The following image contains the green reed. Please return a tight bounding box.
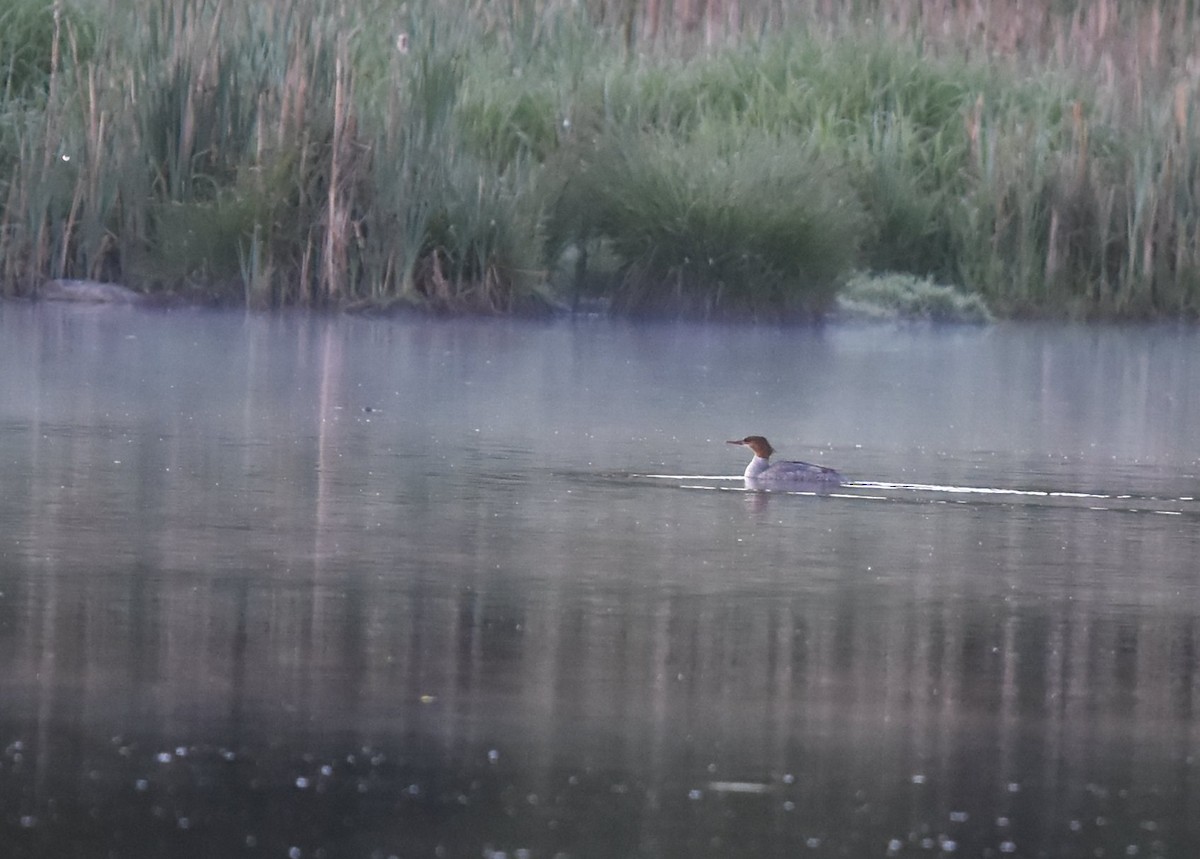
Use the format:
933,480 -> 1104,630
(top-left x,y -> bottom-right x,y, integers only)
2,0 -> 1199,318
551,126 -> 865,319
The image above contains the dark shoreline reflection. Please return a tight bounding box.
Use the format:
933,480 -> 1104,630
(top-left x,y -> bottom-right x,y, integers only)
2,305 -> 1199,857
2,724 -> 1194,859
3,557 -> 1198,858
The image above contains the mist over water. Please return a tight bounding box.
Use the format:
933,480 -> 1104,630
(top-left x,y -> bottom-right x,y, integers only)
1,304 -> 1198,858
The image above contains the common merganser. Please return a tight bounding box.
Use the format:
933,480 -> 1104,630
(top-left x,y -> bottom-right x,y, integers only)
727,436 -> 843,485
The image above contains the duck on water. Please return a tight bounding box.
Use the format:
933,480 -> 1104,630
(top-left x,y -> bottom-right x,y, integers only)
727,436 -> 843,486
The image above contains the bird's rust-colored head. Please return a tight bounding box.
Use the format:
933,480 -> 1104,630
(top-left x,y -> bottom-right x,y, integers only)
726,436 -> 775,458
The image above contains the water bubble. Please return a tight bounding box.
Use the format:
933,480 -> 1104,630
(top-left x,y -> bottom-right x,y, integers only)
178,817 -> 191,830
688,789 -> 703,800
783,801 -> 795,812
289,848 -> 302,859
806,837 -> 821,848
782,773 -> 796,784
887,839 -> 903,855
487,749 -> 500,763
1125,847 -> 1139,856
19,816 -> 36,828
320,765 -> 333,777
911,774 -> 926,784
295,777 -> 310,789
996,817 -> 1010,828
942,838 -> 958,852
1006,782 -> 1020,793
135,779 -> 150,792
1000,841 -> 1016,853
1069,820 -> 1082,832
156,752 -> 173,764
949,811 -> 969,823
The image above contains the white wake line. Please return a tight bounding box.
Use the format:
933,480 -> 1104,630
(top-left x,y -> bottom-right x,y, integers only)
676,483 -> 869,498
851,481 -> 1115,500
638,474 -> 1111,498
638,475 -> 1193,506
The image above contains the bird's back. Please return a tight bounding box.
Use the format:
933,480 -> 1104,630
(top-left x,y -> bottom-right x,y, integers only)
757,459 -> 843,484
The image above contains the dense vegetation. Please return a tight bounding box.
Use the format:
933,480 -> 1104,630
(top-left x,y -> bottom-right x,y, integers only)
2,0 -> 1199,319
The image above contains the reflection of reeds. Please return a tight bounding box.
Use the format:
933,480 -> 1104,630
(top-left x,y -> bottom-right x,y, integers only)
2,0 -> 1199,316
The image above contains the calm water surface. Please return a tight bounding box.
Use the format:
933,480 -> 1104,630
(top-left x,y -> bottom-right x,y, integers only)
1,304 -> 1198,858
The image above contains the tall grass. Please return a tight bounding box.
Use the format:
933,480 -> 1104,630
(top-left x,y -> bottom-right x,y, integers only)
2,0 -> 1199,318
553,128 -> 864,318
0,0 -> 553,311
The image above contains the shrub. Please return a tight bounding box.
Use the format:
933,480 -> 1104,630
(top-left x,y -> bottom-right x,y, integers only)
570,129 -> 866,319
838,271 -> 993,323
